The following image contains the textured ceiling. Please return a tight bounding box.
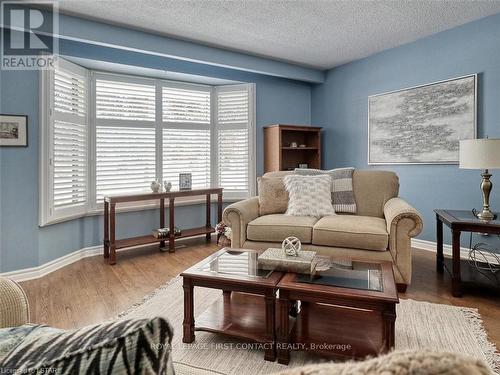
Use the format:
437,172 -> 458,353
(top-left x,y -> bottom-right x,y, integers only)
56,0 -> 500,70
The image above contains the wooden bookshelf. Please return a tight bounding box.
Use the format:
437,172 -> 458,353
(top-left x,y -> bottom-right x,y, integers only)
103,188 -> 223,265
264,124 -> 322,172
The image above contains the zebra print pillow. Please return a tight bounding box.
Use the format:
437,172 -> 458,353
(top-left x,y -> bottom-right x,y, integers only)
0,317 -> 174,374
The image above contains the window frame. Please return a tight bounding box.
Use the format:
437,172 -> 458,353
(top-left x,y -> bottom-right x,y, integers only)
39,61 -> 256,226
39,57 -> 90,225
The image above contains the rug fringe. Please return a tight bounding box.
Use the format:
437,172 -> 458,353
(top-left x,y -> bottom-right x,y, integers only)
459,306 -> 500,374
117,275 -> 181,319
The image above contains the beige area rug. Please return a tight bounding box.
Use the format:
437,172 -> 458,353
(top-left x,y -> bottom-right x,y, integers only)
118,276 -> 499,375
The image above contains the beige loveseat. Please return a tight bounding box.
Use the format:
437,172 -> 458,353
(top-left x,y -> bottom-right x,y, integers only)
223,170 -> 423,291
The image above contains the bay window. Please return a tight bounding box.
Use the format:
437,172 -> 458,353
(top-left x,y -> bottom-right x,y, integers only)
40,57 -> 255,226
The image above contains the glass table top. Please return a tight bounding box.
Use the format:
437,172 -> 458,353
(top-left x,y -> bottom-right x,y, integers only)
445,210 -> 500,225
296,259 -> 384,292
197,250 -> 274,279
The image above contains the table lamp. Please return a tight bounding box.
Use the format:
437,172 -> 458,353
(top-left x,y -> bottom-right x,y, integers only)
459,138 -> 500,221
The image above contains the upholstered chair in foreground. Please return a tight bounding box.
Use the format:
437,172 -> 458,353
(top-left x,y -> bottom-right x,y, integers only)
0,277 -> 30,329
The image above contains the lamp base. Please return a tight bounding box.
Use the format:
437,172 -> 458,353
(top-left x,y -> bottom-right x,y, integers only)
476,209 -> 496,221
476,169 -> 496,221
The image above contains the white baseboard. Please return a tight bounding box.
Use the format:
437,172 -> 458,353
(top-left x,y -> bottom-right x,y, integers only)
0,245 -> 103,282
2,236 -> 495,283
411,238 -> 499,264
1,234 -> 217,282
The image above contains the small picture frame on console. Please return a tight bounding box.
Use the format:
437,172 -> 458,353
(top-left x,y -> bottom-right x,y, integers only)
179,173 -> 192,190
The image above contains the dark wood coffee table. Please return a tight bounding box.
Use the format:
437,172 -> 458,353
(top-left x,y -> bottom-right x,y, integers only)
276,259 -> 399,364
180,248 -> 284,361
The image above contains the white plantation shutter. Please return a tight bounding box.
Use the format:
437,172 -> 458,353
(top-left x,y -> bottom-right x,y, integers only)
54,68 -> 87,117
163,86 -> 210,123
162,128 -> 210,190
96,126 -> 156,201
94,74 -> 156,204
162,83 -> 212,190
49,59 -> 89,220
96,79 -> 155,121
52,120 -> 87,208
216,84 -> 255,198
41,67 -> 257,226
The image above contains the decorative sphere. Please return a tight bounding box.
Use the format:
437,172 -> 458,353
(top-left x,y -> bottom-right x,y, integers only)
282,236 -> 301,256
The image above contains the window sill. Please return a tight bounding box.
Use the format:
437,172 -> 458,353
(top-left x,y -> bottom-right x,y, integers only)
39,196 -> 243,227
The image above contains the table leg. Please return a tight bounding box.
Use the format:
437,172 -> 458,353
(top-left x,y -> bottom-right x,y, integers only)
182,278 -> 195,343
289,300 -> 299,318
160,198 -> 165,249
436,216 -> 444,274
109,203 -> 116,265
206,194 -> 211,242
103,201 -> 109,259
169,197 -> 175,253
264,289 -> 277,362
382,304 -> 396,352
217,193 -> 223,242
277,291 -> 290,365
452,230 -> 462,297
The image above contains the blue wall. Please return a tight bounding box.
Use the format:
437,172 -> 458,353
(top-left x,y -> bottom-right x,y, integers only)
312,12 -> 500,245
0,24 -> 312,272
3,10 -> 500,273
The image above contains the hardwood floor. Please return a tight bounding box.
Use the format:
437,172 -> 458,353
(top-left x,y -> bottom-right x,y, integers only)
20,241 -> 500,350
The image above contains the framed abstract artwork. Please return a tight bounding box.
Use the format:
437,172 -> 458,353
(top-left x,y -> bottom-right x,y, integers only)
0,114 -> 28,147
368,74 -> 476,164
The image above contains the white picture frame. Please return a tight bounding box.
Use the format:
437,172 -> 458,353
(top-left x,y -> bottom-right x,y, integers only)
0,114 -> 28,147
368,74 -> 477,165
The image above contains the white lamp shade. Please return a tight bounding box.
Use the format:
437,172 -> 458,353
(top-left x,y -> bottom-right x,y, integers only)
459,139 -> 500,169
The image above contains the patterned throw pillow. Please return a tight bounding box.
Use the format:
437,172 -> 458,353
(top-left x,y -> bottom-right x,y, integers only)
0,317 -> 174,374
257,177 -> 289,215
283,175 -> 336,218
294,167 -> 356,213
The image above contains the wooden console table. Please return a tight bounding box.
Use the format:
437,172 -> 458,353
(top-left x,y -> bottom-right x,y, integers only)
104,188 -> 223,265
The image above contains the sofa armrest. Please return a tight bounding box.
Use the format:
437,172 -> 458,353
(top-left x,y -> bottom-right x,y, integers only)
223,197 -> 259,248
384,197 -> 423,238
384,198 -> 423,285
0,277 -> 30,328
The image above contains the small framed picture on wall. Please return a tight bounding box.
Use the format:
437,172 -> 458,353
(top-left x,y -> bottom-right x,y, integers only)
179,173 -> 192,190
0,114 -> 28,147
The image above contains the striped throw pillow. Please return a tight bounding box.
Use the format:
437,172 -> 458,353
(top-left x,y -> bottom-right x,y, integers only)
294,167 -> 356,214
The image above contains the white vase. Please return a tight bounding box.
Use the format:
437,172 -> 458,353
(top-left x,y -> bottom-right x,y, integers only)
151,180 -> 161,193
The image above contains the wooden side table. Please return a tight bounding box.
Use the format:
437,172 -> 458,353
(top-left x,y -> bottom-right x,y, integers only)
434,209 -> 500,297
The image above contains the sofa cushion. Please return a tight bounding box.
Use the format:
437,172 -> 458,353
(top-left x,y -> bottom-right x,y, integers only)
257,176 -> 288,215
247,214 -> 318,243
312,215 -> 388,251
353,170 -> 399,218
